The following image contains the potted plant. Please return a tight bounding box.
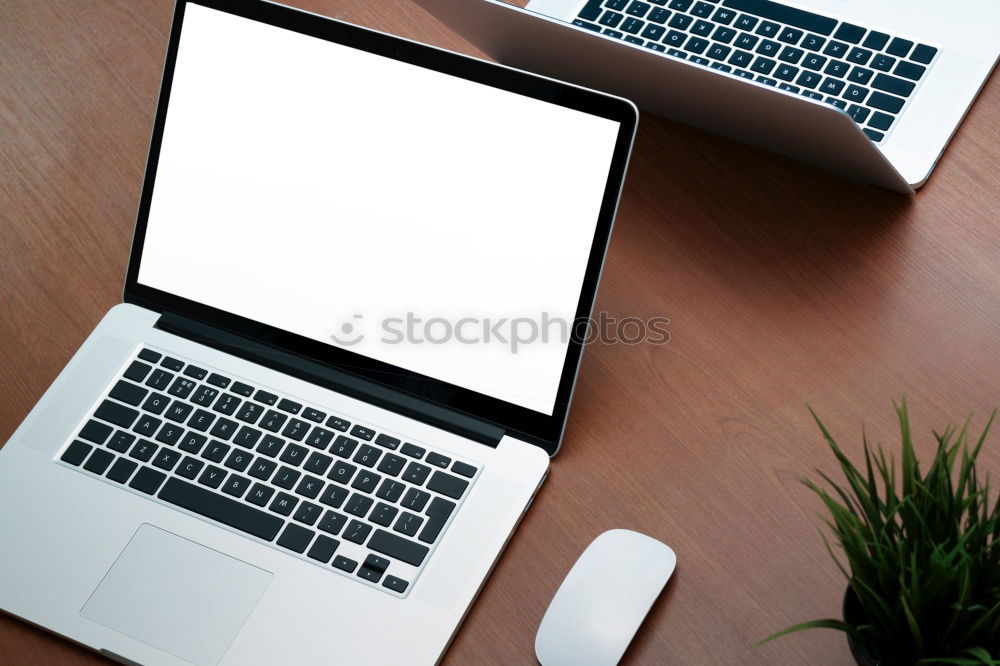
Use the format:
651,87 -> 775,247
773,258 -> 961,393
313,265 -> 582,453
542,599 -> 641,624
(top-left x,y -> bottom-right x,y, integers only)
759,400 -> 1000,664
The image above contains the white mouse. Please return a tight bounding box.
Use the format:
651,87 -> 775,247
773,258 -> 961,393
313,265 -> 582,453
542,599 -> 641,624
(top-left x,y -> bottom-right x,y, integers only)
535,529 -> 677,666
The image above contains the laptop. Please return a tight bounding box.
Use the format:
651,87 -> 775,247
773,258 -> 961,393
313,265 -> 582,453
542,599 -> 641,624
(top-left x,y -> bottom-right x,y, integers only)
414,0 -> 1000,192
0,1 -> 636,664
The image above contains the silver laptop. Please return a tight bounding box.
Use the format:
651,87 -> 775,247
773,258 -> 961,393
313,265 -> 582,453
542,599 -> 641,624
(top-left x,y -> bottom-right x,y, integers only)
414,0 -> 999,192
0,1 -> 636,664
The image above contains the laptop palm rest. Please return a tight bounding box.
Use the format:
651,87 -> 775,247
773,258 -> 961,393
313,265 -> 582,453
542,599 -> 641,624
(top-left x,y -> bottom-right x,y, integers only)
81,524 -> 272,665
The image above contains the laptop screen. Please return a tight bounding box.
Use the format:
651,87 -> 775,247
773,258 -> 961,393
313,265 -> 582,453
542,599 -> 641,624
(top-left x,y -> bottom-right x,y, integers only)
137,4 -> 622,418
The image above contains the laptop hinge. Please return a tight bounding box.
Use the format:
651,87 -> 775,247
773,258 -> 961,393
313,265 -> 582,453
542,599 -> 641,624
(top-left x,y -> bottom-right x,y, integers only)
154,312 -> 504,447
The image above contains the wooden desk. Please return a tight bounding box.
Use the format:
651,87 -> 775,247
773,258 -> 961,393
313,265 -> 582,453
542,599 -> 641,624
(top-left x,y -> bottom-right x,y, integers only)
2,1 -> 998,663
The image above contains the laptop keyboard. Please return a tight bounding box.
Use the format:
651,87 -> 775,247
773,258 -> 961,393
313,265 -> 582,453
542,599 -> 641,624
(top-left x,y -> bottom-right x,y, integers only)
573,0 -> 939,143
56,346 -> 481,597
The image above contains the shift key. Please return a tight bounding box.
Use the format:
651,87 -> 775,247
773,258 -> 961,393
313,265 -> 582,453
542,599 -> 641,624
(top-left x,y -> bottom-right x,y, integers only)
368,529 -> 429,567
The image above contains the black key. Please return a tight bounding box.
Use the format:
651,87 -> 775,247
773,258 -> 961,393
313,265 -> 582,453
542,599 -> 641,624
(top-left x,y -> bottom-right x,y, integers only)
822,40 -> 848,58
357,566 -> 383,585
79,419 -> 113,445
161,356 -> 184,371
733,14 -> 757,31
755,39 -> 779,56
183,365 -> 207,380
269,491 -> 298,516
427,470 -> 470,500
167,377 -> 196,399
209,418 -> 237,441
376,453 -> 406,477
847,104 -> 871,123
331,436 -> 359,458
159,479 -> 284,541
843,85 -> 868,104
221,474 -> 251,498
231,381 -> 255,397
319,510 -> 348,535
824,60 -> 849,77
872,73 -> 914,97
401,488 -> 431,512
711,7 -> 735,24
109,380 -> 148,406
369,529 -> 429,567
129,467 -> 166,494
393,512 -> 423,537
254,390 -> 278,406
910,44 -> 936,65
778,46 -> 803,63
141,392 -> 169,415
376,479 -> 406,503
203,440 -> 230,463
320,484 -> 349,509
152,447 -> 181,471
863,128 -> 885,142
94,400 -> 139,429
249,458 -> 277,481
667,47 -> 688,59
451,461 -> 477,478
178,432 -> 207,454
664,29 -> 687,47
796,70 -> 822,89
233,425 -> 263,449
277,398 -> 301,415
212,393 -> 240,416
138,348 -> 161,363
365,553 -> 390,573
155,422 -> 184,446
345,494 -> 374,517
833,23 -> 865,44
668,0 -> 691,9
578,0 -> 603,20
729,49 -> 753,67
302,407 -> 325,423
754,20 -> 778,38
307,535 -> 339,563
774,63 -> 798,81
281,418 -> 310,442
83,448 -> 114,474
304,451 -> 333,476
642,23 -> 666,40
599,10 -> 623,27
713,26 -> 737,43
164,401 -> 193,423
383,576 -> 408,594
279,443 -> 308,467
198,465 -> 226,489
235,401 -> 264,423
353,444 -> 382,468
351,470 -> 381,493
333,555 -> 358,573
276,524 -> 314,554
667,14 -> 692,30
293,501 -> 322,526
750,56 -> 775,74
862,31 -> 889,50
871,54 -> 895,72
734,68 -> 754,79
802,52 -> 826,70
755,76 -> 776,86
826,97 -> 847,109
187,409 -> 215,432
295,475 -> 324,499
206,373 -> 231,388
246,483 -> 275,507
868,111 -> 894,131
894,61 -> 925,81
256,434 -> 284,458
325,416 -> 350,432
260,410 -> 287,433
348,425 -> 374,442
802,90 -> 823,100
627,0 -> 651,17
867,90 -> 905,113
820,77 -> 845,95
106,458 -> 138,483
691,20 -> 714,37
225,447 -> 252,471
129,439 -> 157,462
344,519 -> 372,544
691,0 -> 712,16
371,502 -> 399,527
176,456 -> 204,479
305,427 -> 334,450
273,466 -> 301,489
886,37 -> 912,58
400,443 -> 425,459
778,27 -> 802,44
847,47 -> 872,66
418,497 -> 456,544
145,368 -> 173,391
847,67 -> 874,85
708,43 -> 732,60
684,36 -> 708,54
648,7 -> 670,23
801,33 -> 825,51
374,434 -> 401,450
124,360 -> 152,383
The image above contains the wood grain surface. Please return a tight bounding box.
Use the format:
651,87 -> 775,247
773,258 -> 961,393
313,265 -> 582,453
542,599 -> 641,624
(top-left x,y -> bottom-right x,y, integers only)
2,1 -> 998,664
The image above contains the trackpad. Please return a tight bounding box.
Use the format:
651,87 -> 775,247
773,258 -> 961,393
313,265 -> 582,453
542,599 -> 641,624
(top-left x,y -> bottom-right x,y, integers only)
82,524 -> 272,665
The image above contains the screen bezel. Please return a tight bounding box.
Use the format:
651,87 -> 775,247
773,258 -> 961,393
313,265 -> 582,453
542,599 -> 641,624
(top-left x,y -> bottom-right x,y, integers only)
124,0 -> 637,455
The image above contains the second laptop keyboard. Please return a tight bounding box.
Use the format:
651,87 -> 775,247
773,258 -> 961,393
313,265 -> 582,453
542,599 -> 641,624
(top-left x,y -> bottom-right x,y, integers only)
573,0 -> 939,143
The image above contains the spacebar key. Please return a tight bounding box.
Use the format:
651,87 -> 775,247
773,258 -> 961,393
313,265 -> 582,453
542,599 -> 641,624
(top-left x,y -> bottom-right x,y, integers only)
159,477 -> 284,541
722,0 -> 837,35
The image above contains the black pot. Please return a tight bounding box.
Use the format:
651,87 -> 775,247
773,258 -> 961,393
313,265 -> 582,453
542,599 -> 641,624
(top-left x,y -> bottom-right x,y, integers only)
843,587 -> 881,666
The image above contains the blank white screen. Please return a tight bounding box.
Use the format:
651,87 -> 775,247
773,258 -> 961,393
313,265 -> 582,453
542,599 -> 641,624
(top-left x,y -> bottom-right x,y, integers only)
138,4 -> 621,415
